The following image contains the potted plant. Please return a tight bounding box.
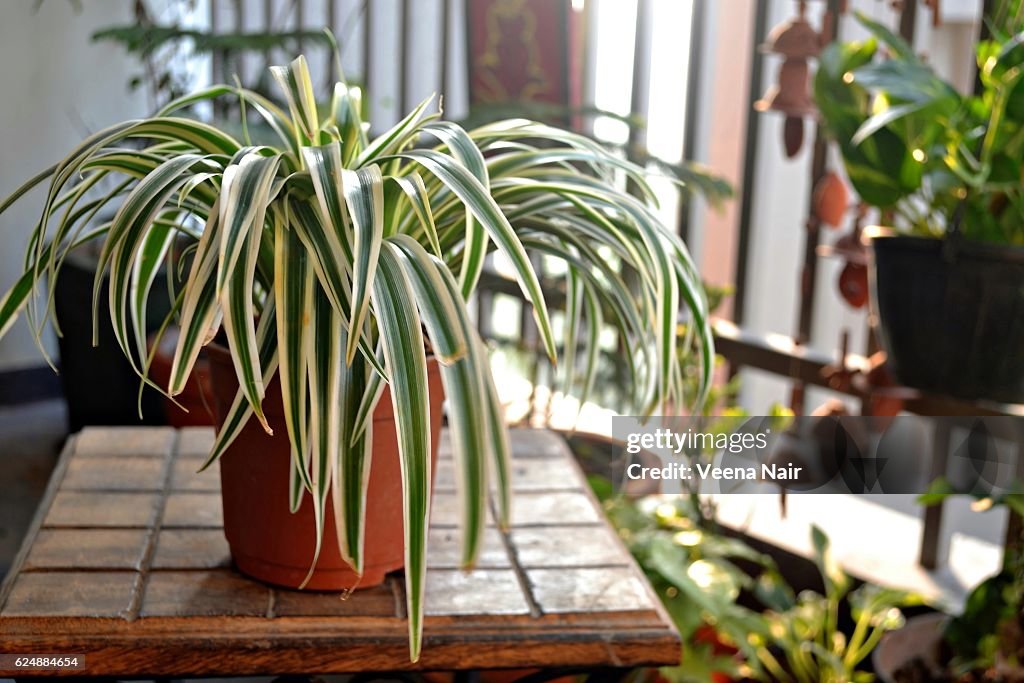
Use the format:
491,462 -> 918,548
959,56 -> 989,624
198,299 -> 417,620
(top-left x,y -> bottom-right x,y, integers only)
814,13 -> 1024,403
0,55 -> 712,659
874,488 -> 1024,682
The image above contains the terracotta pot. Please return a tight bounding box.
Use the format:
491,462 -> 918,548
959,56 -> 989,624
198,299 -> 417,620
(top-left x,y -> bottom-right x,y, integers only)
148,326 -> 218,428
207,343 -> 445,591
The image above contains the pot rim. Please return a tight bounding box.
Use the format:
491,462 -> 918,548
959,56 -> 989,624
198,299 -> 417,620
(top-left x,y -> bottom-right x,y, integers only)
867,230 -> 1024,265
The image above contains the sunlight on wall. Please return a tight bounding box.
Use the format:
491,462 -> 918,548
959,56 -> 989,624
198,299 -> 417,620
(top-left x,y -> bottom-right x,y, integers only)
646,0 -> 693,163
646,0 -> 694,241
591,0 -> 637,145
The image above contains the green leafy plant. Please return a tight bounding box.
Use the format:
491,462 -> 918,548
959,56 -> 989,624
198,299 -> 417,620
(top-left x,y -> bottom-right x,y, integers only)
0,55 -> 712,659
89,0 -> 343,107
603,494 -> 791,682
590,397 -> 794,682
920,485 -> 1024,678
815,12 -> 1024,244
750,526 -> 921,683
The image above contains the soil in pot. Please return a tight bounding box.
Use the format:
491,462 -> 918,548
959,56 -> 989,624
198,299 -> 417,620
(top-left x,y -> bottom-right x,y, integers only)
207,343 -> 445,591
870,235 -> 1024,404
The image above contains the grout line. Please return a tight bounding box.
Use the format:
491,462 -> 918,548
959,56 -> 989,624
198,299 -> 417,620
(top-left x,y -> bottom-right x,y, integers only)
489,495 -> 543,619
125,430 -> 181,622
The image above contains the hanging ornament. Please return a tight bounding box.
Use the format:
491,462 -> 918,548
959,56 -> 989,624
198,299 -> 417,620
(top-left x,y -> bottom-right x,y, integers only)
762,12 -> 821,59
783,116 -> 805,158
838,261 -> 869,309
754,1 -> 822,157
813,171 -> 850,228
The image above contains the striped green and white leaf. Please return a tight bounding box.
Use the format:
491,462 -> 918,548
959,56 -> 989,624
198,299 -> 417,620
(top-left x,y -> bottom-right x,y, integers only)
371,243 -> 432,662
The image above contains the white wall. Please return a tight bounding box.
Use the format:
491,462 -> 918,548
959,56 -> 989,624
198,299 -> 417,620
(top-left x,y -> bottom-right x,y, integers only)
0,2 -> 152,372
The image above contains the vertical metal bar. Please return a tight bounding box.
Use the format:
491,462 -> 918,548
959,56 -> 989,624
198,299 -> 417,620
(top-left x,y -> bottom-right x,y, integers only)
233,0 -> 245,85
440,0 -> 451,101
557,1 -> 571,122
788,0 -> 842,414
920,420 -> 952,569
362,0 -> 373,93
296,0 -> 306,56
974,0 -> 997,96
730,0 -> 770,326
575,0 -> 593,133
981,0 -> 997,40
400,0 -> 411,117
264,0 -> 274,81
211,0 -> 223,117
464,0 -> 476,107
327,0 -> 338,83
627,0 -> 652,165
1005,437 -> 1024,563
794,0 -> 842,346
676,0 -> 707,243
625,0 -> 653,203
898,0 -> 918,43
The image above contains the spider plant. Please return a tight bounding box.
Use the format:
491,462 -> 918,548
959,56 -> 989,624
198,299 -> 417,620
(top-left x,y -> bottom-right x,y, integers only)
0,56 -> 712,659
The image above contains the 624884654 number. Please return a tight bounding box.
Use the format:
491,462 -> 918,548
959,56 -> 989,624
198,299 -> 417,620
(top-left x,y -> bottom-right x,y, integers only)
0,655 -> 86,671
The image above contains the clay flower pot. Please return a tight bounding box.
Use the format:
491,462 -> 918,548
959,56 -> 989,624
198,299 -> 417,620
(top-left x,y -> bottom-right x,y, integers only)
208,342 -> 445,590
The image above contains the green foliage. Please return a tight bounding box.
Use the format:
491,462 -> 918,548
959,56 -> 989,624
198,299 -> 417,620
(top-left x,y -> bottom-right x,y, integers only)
0,55 -> 712,661
92,25 -> 334,59
920,481 -> 1024,674
750,526 -> 922,683
604,495 -> 789,682
815,13 -> 1024,244
945,564 -> 1022,673
602,497 -> 917,683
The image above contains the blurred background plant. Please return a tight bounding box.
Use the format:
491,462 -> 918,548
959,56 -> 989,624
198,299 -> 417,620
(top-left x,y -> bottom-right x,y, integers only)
749,526 -> 921,683
918,485 -> 1024,679
815,10 -> 1024,244
91,0 -> 340,109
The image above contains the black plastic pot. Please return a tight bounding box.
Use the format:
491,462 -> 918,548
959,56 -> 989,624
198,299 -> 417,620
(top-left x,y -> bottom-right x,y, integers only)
53,246 -> 170,431
870,235 -> 1024,404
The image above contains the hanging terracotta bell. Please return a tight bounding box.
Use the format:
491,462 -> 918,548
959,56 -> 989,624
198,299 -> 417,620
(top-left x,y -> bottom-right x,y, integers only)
838,261 -> 869,309
755,58 -> 817,118
756,58 -> 816,159
784,116 -> 804,158
755,1 -> 822,158
813,171 -> 850,228
761,15 -> 821,59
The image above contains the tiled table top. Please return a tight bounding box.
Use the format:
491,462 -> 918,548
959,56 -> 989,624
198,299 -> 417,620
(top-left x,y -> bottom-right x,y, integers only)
0,427 -> 679,676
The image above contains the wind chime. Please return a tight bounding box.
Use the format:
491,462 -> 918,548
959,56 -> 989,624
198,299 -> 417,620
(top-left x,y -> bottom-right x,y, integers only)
754,1 -> 821,158
755,0 -> 864,310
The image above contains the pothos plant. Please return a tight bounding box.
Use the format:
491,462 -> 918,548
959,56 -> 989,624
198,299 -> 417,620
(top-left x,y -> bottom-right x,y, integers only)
0,56 -> 712,659
815,11 -> 1024,244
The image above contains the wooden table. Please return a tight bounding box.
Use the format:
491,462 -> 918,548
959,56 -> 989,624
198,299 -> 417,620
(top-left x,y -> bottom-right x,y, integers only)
0,427 -> 679,677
